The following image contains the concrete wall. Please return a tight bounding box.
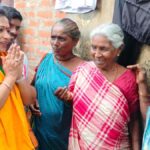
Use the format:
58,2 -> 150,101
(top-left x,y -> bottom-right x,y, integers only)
67,0 -> 115,59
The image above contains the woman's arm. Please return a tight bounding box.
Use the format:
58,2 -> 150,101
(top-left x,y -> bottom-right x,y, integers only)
17,80 -> 36,105
0,75 -> 16,108
138,81 -> 150,126
127,64 -> 150,126
129,114 -> 141,150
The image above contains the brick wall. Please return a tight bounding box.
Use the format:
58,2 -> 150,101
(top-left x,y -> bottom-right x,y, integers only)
14,0 -> 117,81
14,0 -> 66,79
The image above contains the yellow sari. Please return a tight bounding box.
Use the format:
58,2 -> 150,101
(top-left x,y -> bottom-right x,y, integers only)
0,71 -> 34,150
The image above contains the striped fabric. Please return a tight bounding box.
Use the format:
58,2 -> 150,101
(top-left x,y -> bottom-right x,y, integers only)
68,62 -> 136,150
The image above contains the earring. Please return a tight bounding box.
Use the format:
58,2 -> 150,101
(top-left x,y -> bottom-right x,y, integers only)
117,53 -> 120,57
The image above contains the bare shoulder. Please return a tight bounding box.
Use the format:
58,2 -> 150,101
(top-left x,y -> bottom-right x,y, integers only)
67,56 -> 86,72
75,56 -> 86,63
72,56 -> 86,66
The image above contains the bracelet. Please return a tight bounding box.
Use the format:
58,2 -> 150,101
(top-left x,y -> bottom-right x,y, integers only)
2,81 -> 11,90
16,75 -> 25,83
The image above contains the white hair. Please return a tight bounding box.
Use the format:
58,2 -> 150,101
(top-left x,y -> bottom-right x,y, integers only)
90,23 -> 124,49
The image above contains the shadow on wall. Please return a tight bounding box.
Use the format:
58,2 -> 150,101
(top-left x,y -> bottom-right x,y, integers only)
66,0 -> 115,60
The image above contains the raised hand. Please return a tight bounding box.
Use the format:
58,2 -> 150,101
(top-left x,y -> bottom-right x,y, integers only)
1,43 -> 24,81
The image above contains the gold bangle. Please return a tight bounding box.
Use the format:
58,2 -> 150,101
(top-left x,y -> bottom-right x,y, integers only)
2,82 -> 11,90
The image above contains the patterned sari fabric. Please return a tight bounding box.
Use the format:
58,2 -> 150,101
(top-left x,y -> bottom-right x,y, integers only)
0,71 -> 34,150
68,62 -> 139,150
34,53 -> 72,150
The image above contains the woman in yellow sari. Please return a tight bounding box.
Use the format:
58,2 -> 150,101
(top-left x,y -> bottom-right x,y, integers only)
0,9 -> 36,150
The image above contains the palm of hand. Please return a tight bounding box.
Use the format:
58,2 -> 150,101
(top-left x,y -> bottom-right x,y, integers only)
2,44 -> 24,80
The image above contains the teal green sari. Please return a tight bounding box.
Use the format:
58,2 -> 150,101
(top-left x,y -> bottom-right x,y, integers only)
34,53 -> 72,150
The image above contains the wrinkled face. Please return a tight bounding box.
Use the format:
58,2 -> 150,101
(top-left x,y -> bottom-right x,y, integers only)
50,24 -> 77,60
90,35 -> 120,70
9,18 -> 21,42
0,16 -> 11,51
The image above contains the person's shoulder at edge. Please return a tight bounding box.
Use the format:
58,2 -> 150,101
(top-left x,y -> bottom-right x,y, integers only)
72,60 -> 95,73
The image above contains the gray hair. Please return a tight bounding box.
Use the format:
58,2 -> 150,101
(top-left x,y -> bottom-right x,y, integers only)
90,23 -> 124,49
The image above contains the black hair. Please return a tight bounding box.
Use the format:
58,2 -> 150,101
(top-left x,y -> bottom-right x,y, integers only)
0,5 -> 22,21
0,7 -> 7,17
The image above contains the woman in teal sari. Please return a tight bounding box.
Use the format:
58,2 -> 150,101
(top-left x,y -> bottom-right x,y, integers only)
31,18 -> 85,150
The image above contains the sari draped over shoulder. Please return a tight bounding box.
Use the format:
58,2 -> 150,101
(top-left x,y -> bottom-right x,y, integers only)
0,71 -> 34,150
68,62 -> 135,150
34,53 -> 72,150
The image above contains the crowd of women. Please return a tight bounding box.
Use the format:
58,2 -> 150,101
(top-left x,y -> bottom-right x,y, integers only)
0,5 -> 150,150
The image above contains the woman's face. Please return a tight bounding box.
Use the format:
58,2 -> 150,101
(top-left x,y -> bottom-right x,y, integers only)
90,35 -> 120,70
0,16 -> 11,51
50,24 -> 77,60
